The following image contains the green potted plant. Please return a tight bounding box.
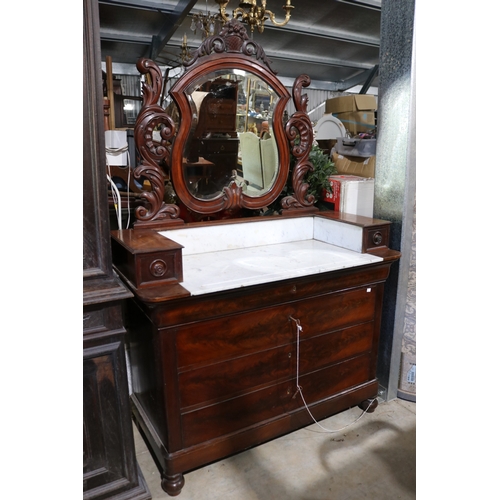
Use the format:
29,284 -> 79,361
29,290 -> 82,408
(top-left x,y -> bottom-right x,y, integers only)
263,142 -> 337,215
304,143 -> 337,204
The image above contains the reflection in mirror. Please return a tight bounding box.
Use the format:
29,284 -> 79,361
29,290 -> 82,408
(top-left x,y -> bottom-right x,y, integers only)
182,69 -> 280,200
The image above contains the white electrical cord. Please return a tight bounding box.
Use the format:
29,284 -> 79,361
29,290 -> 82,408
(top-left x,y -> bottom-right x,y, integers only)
105,143 -> 132,230
107,174 -> 122,230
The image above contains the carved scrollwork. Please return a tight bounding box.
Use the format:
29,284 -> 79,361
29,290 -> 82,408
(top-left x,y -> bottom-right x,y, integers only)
134,58 -> 181,226
281,75 -> 316,211
185,18 -> 275,73
221,182 -> 244,211
131,20 -> 316,223
133,163 -> 180,222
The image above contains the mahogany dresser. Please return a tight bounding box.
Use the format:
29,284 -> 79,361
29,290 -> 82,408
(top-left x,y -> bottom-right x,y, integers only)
109,20 -> 400,496
111,213 -> 400,496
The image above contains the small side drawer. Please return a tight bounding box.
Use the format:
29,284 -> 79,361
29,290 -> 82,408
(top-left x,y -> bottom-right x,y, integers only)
111,229 -> 183,289
363,224 -> 390,252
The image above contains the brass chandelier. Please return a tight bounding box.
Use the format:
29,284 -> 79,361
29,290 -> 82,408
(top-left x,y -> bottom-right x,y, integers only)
179,34 -> 192,63
215,0 -> 294,34
190,0 -> 224,40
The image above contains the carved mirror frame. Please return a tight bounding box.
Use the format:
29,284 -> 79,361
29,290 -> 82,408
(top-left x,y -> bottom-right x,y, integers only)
132,19 -> 316,228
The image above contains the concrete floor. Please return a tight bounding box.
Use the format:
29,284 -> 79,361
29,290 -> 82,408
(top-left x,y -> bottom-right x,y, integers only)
134,398 -> 416,500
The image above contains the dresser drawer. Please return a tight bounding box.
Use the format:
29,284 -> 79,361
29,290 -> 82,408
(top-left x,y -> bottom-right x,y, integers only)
179,344 -> 294,409
176,302 -> 295,369
180,353 -> 371,448
200,138 -> 239,154
176,286 -> 376,370
298,322 -> 374,375
181,379 -> 295,448
293,286 -> 377,340
295,353 -> 372,407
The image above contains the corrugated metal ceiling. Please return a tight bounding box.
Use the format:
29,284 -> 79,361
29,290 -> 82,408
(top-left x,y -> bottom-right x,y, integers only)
98,0 -> 381,92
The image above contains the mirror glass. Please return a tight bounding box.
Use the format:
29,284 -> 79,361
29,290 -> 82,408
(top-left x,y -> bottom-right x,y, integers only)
182,69 -> 280,200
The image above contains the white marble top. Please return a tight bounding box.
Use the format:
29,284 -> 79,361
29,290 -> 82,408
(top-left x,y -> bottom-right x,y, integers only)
158,216 -> 382,296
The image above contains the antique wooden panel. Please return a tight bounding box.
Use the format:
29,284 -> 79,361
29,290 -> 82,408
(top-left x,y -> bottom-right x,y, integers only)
83,0 -> 151,498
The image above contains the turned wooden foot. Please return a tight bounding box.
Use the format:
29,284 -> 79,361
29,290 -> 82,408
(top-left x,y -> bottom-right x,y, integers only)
161,473 -> 185,496
358,397 -> 378,413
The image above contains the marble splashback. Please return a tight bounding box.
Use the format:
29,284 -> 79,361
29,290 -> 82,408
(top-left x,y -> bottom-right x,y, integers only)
158,216 -> 381,296
158,216 -> 366,256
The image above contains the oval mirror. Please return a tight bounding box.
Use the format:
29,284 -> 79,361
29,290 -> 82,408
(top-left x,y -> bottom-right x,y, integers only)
182,69 -> 280,201
132,20 -> 315,225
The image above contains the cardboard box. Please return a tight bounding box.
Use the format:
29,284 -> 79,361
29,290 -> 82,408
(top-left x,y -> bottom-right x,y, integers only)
332,152 -> 376,178
335,137 -> 376,157
323,175 -> 375,217
325,94 -> 377,114
333,111 -> 376,135
324,95 -> 377,135
398,351 -> 416,398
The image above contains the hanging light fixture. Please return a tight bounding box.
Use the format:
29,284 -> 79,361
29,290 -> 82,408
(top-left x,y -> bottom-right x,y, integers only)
215,0 -> 294,33
190,0 -> 223,40
179,33 -> 192,62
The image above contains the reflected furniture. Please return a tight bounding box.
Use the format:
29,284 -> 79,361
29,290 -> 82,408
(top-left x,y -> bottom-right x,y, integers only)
111,19 -> 400,497
239,131 -> 263,188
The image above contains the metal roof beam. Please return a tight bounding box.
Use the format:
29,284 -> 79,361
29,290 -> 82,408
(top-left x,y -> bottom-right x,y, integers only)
359,64 -> 379,93
150,0 -> 198,60
333,67 -> 378,91
100,31 -> 152,44
98,0 -> 178,14
263,24 -> 380,48
335,0 -> 382,11
266,52 -> 375,72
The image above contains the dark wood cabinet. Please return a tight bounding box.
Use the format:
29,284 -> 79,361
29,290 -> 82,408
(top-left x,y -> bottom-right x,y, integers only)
111,215 -> 400,496
83,301 -> 152,500
83,0 -> 151,498
198,137 -> 239,184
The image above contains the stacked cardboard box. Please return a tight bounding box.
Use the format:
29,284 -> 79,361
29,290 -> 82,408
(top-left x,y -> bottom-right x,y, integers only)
333,151 -> 376,178
322,174 -> 375,218
324,94 -> 377,136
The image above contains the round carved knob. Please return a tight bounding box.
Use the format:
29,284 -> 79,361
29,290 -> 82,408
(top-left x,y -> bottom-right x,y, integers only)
150,259 -> 167,277
372,231 -> 383,246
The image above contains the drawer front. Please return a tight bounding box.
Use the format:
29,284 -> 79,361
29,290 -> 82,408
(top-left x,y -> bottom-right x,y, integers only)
298,322 -> 374,375
295,353 -> 372,407
200,138 -> 239,154
294,286 -> 376,340
179,344 -> 294,409
181,353 -> 371,448
176,302 -> 295,369
181,379 -> 295,448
